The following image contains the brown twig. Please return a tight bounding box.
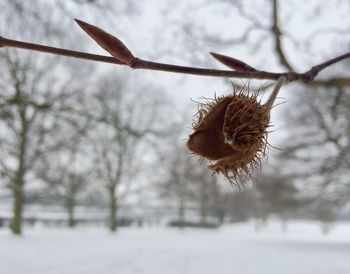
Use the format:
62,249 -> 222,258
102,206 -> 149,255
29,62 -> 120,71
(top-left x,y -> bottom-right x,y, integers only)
312,77 -> 350,88
0,18 -> 349,83
271,0 -> 350,88
272,0 -> 294,72
0,35 -> 123,64
265,76 -> 287,109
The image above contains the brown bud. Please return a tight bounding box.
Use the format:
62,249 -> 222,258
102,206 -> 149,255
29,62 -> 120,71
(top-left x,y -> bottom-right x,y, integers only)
210,52 -> 257,72
75,19 -> 134,65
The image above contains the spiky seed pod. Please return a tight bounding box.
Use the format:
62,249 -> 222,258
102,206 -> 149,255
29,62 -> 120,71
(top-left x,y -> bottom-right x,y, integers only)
187,78 -> 286,187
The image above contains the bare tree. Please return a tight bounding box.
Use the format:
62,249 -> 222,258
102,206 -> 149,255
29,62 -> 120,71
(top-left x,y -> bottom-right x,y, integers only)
0,0 -> 142,234
158,132 -> 221,227
254,170 -> 304,232
0,49 -> 85,233
0,0 -> 87,234
37,120 -> 94,228
279,85 -> 350,204
89,72 -> 166,232
194,169 -> 219,225
157,143 -> 194,228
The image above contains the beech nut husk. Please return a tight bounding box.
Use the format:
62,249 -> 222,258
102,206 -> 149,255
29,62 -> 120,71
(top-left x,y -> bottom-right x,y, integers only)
187,88 -> 271,187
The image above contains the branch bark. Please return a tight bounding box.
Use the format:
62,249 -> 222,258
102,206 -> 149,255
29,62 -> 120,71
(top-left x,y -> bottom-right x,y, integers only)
271,0 -> 294,71
1,22 -> 349,84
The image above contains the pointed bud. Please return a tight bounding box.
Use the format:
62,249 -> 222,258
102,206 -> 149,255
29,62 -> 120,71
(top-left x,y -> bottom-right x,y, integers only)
210,52 -> 257,72
75,19 -> 134,65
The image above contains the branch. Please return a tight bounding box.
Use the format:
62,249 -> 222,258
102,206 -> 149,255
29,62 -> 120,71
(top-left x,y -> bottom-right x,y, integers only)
270,0 -> 350,88
0,35 -> 123,65
312,77 -> 350,88
271,0 -> 294,71
0,19 -> 349,83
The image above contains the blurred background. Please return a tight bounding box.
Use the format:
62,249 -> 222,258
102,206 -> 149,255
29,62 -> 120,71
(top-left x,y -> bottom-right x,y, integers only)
0,0 -> 350,273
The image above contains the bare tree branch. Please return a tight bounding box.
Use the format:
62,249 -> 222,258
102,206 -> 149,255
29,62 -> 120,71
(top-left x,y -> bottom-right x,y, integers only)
1,28 -> 349,83
271,0 -> 294,71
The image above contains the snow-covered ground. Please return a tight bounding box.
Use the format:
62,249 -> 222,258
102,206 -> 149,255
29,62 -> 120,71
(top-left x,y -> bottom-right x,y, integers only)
0,221 -> 350,274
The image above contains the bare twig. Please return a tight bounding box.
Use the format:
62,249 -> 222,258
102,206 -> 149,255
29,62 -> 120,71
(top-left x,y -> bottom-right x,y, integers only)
271,0 -> 350,88
312,78 -> 350,88
265,76 -> 287,109
0,18 -> 349,83
271,0 -> 293,72
0,35 -> 124,65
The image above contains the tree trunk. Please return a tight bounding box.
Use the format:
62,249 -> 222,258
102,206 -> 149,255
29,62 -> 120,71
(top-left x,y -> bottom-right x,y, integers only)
11,108 -> 27,235
66,196 -> 76,228
200,201 -> 208,225
11,185 -> 24,235
178,195 -> 185,229
200,189 -> 208,225
281,214 -> 288,233
109,185 -> 118,232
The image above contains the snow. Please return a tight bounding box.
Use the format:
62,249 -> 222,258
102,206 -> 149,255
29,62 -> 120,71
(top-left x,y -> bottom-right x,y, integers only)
1,221 -> 350,274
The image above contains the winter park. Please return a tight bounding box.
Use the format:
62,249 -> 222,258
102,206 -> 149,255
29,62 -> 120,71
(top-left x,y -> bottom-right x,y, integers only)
1,1 -> 350,274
